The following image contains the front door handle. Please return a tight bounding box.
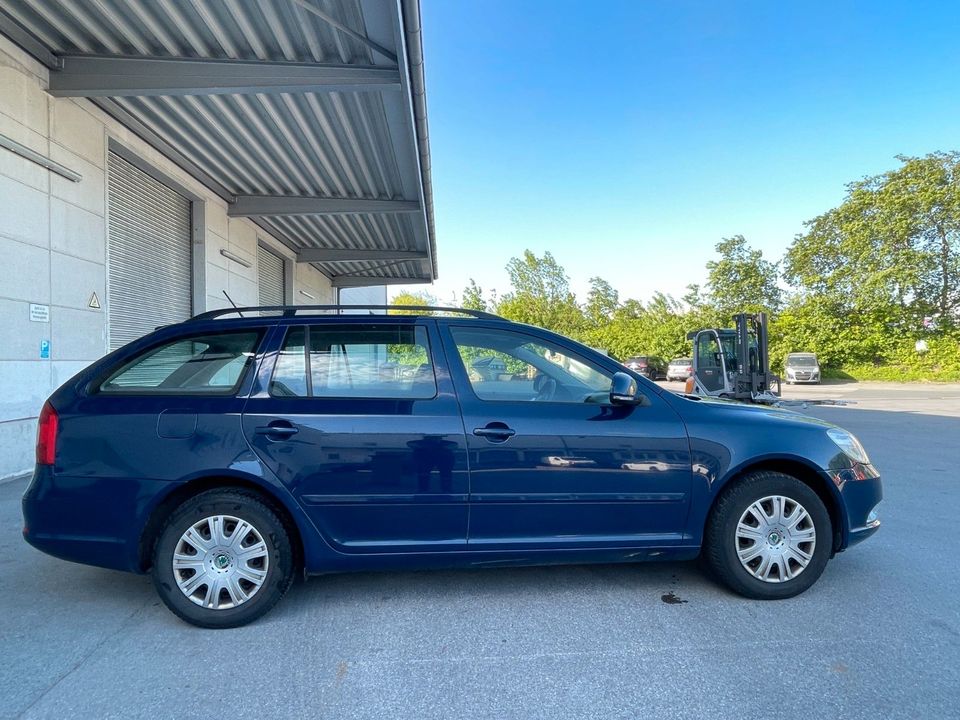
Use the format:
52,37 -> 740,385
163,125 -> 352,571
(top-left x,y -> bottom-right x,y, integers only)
473,424 -> 516,441
255,421 -> 299,439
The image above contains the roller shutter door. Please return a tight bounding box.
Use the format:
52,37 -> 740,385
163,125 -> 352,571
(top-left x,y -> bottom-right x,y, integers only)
107,152 -> 192,351
258,245 -> 286,306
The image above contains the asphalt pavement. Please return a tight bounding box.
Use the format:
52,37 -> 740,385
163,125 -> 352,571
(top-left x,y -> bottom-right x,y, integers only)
1,383 -> 958,719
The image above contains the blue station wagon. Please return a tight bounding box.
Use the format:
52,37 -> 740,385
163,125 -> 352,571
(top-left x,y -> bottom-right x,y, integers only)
22,306 -> 882,628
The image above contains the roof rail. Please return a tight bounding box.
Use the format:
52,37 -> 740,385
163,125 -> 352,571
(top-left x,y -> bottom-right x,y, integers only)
190,304 -> 502,321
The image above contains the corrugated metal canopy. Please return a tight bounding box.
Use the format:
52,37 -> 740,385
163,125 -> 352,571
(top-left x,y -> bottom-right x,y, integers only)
0,0 -> 436,287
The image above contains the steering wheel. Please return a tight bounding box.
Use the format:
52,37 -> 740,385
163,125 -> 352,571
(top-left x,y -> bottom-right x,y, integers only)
534,375 -> 557,402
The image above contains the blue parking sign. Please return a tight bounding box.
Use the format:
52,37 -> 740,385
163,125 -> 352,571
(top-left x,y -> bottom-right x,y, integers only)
40,339 -> 50,359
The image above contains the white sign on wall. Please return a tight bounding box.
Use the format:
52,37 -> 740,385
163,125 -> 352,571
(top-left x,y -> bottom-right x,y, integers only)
29,303 -> 49,322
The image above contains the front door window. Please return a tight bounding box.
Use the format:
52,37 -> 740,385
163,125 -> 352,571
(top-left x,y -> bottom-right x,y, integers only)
449,326 -> 612,404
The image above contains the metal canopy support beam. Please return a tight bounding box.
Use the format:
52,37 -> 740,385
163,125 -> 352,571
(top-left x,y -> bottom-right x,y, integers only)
331,275 -> 429,288
297,248 -> 427,263
0,9 -> 61,69
49,55 -> 401,97
229,195 -> 419,217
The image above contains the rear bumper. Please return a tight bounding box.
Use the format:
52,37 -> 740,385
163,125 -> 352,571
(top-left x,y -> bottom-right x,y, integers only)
21,465 -> 167,573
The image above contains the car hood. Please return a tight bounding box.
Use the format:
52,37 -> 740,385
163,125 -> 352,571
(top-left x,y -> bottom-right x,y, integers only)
668,392 -> 836,429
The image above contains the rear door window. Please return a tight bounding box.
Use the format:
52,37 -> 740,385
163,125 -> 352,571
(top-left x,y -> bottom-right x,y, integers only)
270,324 -> 436,399
100,331 -> 263,394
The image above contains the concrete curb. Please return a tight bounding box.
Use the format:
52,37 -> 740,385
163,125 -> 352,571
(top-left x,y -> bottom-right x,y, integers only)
0,472 -> 30,487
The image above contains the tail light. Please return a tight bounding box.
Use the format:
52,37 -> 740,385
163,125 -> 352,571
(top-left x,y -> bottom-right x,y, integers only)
36,401 -> 58,466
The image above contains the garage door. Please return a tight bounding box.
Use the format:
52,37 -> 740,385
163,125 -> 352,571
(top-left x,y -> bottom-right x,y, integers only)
107,152 -> 192,351
258,245 -> 286,306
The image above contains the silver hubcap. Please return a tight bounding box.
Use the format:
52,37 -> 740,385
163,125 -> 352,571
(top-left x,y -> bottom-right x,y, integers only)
172,515 -> 269,610
735,495 -> 816,583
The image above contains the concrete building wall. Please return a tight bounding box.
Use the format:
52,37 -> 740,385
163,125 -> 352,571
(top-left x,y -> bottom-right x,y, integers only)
0,36 -> 335,480
338,285 -> 388,311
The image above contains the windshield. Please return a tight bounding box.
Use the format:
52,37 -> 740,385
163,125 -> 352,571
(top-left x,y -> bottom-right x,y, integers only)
720,335 -> 738,368
788,355 -> 818,367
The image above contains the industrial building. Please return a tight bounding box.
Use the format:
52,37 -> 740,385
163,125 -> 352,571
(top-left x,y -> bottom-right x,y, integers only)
0,0 -> 436,479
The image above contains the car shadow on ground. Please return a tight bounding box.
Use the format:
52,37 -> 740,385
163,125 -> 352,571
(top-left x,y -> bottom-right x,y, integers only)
281,558 -> 717,606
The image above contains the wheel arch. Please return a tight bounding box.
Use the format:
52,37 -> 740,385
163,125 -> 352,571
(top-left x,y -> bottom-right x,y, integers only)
707,457 -> 845,553
137,473 -> 307,574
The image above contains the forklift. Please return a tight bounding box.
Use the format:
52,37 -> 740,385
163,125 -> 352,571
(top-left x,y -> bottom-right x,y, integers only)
684,312 -> 782,404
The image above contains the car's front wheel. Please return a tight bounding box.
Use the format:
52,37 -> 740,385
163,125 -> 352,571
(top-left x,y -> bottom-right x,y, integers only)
704,471 -> 831,599
152,489 -> 295,628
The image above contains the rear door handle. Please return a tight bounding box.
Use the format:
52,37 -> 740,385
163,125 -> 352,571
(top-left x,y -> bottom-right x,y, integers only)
255,422 -> 299,439
473,425 -> 516,440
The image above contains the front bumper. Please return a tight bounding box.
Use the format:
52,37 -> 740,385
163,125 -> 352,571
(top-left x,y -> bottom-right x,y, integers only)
826,463 -> 883,551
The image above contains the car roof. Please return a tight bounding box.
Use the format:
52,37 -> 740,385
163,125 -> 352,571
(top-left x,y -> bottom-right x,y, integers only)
189,304 -> 501,322
168,305 -> 515,335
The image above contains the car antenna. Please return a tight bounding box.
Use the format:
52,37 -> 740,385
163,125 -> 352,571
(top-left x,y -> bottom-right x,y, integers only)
222,290 -> 244,318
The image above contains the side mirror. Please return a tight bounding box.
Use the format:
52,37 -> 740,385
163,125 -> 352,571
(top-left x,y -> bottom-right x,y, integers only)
610,371 -> 642,405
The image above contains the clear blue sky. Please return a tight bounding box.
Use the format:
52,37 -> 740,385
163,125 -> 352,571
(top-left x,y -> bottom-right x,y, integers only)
397,0 -> 960,305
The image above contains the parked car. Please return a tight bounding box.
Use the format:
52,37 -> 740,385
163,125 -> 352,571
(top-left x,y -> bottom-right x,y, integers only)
622,355 -> 667,380
784,352 -> 821,384
667,357 -> 694,381
23,306 -> 881,628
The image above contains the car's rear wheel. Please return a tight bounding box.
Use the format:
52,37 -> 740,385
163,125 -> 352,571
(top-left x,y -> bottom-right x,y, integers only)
152,489 -> 295,628
704,471 -> 831,599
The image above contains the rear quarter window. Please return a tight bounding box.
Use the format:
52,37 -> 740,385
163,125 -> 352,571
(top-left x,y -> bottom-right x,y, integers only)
99,330 -> 263,395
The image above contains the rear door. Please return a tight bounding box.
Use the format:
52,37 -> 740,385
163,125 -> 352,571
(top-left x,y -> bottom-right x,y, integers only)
242,318 -> 469,553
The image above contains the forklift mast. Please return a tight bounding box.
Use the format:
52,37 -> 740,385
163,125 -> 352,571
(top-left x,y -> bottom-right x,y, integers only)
687,311 -> 781,403
733,312 -> 776,399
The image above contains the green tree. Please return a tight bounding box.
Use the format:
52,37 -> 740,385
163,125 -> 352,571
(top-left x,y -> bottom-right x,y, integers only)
389,290 -> 436,314
585,276 -> 620,326
495,250 -> 586,335
785,152 -> 960,329
461,278 -> 488,311
705,235 -> 782,316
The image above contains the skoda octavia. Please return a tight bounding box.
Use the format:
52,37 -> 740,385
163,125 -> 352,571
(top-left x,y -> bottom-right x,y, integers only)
23,306 -> 882,628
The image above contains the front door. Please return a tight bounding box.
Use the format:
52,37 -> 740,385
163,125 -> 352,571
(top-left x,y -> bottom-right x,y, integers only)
694,330 -> 727,394
243,319 -> 469,553
442,323 -> 692,550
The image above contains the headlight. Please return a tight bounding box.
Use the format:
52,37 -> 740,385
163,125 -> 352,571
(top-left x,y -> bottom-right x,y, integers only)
826,428 -> 870,464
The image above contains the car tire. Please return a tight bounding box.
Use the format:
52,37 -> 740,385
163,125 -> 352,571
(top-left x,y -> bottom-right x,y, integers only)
152,489 -> 295,628
704,471 -> 831,600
